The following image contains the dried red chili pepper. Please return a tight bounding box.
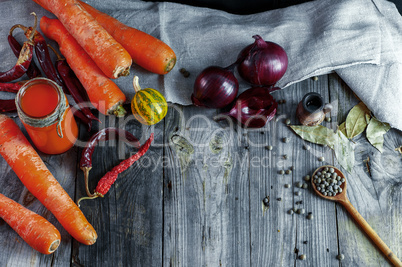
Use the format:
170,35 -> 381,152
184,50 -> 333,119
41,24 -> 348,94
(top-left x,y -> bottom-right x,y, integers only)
0,81 -> 27,93
69,105 -> 93,132
95,133 -> 153,195
77,132 -> 152,206
80,127 -> 141,169
7,34 -> 41,79
79,127 -> 141,198
48,45 -> 99,123
0,13 -> 37,83
0,99 -> 17,113
11,17 -> 68,94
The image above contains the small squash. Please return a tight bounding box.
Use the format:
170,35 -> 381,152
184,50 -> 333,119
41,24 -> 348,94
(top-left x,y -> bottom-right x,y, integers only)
130,76 -> 168,125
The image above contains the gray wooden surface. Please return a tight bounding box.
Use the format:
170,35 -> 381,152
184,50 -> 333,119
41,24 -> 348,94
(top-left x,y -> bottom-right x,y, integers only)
1,0 -> 402,265
0,72 -> 401,267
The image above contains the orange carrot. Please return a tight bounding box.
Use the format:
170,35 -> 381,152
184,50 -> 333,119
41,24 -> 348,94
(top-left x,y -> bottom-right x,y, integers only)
40,16 -> 126,116
0,193 -> 61,254
0,114 -> 97,245
32,0 -> 132,79
78,1 -> 176,75
34,0 -> 176,75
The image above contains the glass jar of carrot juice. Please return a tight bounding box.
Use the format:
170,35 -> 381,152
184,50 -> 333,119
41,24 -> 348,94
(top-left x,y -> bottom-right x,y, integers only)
15,78 -> 78,154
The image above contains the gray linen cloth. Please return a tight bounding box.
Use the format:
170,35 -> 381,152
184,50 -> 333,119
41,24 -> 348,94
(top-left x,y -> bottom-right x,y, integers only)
0,0 -> 401,130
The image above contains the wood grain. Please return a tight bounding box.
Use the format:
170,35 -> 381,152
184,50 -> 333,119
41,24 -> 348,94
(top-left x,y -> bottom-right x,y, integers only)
1,72 -> 400,266
163,105 -> 251,266
72,115 -> 164,267
1,2 -> 402,266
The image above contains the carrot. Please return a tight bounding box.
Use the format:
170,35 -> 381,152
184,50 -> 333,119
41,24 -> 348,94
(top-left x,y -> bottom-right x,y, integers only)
32,0 -> 132,79
0,114 -> 97,245
0,193 -> 61,254
40,16 -> 127,116
34,0 -> 176,75
78,1 -> 176,75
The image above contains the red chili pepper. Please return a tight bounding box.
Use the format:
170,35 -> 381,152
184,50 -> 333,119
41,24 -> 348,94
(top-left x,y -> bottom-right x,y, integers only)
0,15 -> 37,83
0,99 -> 17,113
80,127 -> 141,169
48,45 -> 99,123
79,127 -> 141,198
0,81 -> 27,93
77,131 -> 151,206
11,17 -> 68,94
95,133 -> 153,196
0,42 -> 33,83
69,105 -> 93,132
7,34 -> 41,79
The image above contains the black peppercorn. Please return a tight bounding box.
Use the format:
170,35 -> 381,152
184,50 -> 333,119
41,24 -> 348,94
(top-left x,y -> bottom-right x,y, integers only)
263,196 -> 270,207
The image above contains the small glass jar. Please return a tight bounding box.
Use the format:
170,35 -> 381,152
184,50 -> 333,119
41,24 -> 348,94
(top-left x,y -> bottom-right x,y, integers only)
16,78 -> 78,154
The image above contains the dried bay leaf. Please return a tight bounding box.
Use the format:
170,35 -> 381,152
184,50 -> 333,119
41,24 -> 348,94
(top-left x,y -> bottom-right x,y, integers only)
366,117 -> 391,152
365,113 -> 371,124
338,122 -> 347,137
333,129 -> 355,173
290,125 -> 337,147
345,102 -> 370,139
290,125 -> 355,172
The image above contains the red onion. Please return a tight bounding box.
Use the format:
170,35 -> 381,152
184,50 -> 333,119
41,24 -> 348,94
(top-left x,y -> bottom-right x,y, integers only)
191,65 -> 239,109
237,35 -> 288,86
216,86 -> 279,128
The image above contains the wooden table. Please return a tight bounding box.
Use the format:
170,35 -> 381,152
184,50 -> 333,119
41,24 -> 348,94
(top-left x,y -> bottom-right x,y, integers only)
1,72 -> 401,266
1,2 -> 402,267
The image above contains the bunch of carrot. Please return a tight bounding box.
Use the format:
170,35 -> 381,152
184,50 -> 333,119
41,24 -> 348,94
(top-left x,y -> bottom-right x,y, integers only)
0,114 -> 97,253
0,0 -> 175,254
32,0 -> 176,116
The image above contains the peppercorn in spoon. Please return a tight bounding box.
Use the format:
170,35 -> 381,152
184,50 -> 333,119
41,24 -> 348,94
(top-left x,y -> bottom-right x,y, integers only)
311,165 -> 401,266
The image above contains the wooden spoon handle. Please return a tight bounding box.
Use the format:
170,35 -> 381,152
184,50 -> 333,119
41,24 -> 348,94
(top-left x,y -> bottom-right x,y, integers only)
340,199 -> 402,266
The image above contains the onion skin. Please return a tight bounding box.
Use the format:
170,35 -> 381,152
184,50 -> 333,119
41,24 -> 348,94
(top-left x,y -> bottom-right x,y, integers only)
191,66 -> 239,109
237,35 -> 288,86
225,86 -> 278,128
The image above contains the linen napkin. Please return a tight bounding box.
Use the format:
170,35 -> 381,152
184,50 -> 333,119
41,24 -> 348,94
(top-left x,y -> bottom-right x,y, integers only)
335,0 -> 402,132
0,0 -> 401,130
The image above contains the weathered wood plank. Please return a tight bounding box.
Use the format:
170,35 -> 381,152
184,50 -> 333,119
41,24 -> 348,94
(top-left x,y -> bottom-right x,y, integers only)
163,104 -> 251,267
329,73 -> 401,266
1,0 -> 402,265
72,114 -> 164,267
248,75 -> 339,266
1,78 -> 400,267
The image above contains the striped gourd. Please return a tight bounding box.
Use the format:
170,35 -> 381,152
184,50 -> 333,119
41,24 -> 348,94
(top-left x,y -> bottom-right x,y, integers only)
131,76 -> 168,125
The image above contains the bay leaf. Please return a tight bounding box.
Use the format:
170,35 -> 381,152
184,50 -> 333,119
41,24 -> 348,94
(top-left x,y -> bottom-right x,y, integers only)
366,117 -> 391,153
291,125 -> 355,172
290,125 -> 337,147
338,122 -> 347,137
333,129 -> 355,173
345,102 -> 370,139
365,113 -> 371,124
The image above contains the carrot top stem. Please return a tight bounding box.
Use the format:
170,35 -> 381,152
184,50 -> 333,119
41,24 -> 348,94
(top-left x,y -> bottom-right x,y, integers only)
49,240 -> 60,252
113,105 -> 127,117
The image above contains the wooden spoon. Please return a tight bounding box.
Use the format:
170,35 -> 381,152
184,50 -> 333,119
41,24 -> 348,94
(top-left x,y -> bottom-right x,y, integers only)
311,165 -> 402,267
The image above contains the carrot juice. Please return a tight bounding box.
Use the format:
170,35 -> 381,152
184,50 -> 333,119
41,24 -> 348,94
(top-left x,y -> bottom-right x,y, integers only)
16,78 -> 78,154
